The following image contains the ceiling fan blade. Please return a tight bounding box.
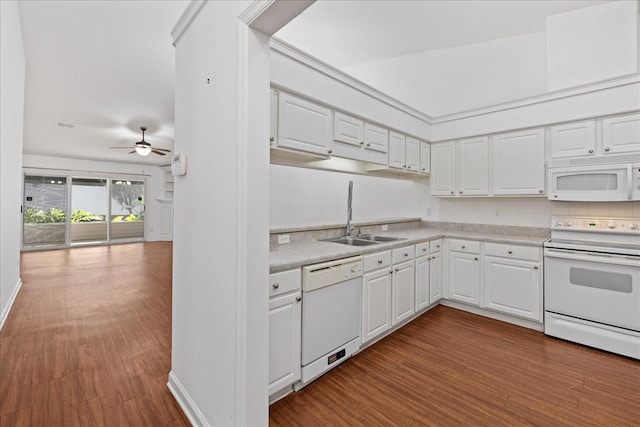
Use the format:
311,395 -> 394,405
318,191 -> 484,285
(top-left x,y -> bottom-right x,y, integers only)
154,148 -> 172,152
110,146 -> 134,149
129,150 -> 136,154
151,149 -> 166,156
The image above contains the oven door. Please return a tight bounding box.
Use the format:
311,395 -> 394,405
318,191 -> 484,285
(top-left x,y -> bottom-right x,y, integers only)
547,164 -> 635,201
544,248 -> 640,331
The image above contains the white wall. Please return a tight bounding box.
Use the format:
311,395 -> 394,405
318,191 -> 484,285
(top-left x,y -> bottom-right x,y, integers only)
547,0 -> 639,91
438,198 -> 640,228
270,164 -> 429,227
0,0 -> 26,329
22,154 -> 167,241
341,32 -> 548,118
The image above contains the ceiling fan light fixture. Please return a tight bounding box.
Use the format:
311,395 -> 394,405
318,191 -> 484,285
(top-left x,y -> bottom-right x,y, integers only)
135,145 -> 152,156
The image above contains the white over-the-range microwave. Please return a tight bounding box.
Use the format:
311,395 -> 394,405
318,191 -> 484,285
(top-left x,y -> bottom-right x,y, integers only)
547,155 -> 640,201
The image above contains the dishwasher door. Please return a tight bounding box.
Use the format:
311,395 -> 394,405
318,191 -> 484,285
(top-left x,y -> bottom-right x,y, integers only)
301,276 -> 362,366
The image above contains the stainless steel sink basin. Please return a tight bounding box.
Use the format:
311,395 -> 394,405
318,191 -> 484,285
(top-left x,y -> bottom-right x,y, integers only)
357,235 -> 407,242
320,235 -> 407,246
321,236 -> 380,246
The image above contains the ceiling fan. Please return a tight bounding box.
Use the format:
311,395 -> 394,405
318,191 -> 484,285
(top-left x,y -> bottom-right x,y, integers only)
110,127 -> 171,156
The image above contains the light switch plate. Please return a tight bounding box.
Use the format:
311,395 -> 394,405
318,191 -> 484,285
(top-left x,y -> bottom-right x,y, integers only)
277,234 -> 290,244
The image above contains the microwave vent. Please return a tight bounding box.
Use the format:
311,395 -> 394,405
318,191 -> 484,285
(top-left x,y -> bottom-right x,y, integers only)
548,154 -> 640,168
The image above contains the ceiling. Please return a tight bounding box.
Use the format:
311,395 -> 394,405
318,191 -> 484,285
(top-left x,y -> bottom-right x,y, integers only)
275,1 -> 612,67
19,0 -> 188,166
18,1 -> 619,166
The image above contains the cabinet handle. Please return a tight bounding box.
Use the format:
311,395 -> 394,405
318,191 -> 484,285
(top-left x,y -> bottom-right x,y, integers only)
366,143 -> 371,147
328,149 -> 332,154
436,245 -> 440,248
604,147 -> 610,152
421,168 -> 425,171
389,270 -> 393,275
395,268 -> 400,272
538,189 -> 543,194
450,191 -> 454,195
269,136 -> 274,142
403,164 -> 407,168
422,248 -> 427,252
474,257 -> 479,261
533,265 -> 539,270
461,245 -> 466,249
296,296 -> 301,302
360,141 -> 364,145
508,250 -> 513,254
588,149 -> 594,154
404,253 -> 408,257
459,191 -> 463,194
272,283 -> 279,289
377,259 -> 383,264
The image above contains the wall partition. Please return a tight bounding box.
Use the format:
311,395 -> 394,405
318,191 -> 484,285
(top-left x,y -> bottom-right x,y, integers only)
22,172 -> 146,250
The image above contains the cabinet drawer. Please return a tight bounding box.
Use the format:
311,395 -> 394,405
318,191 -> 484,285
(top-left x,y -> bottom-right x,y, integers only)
363,250 -> 391,272
415,242 -> 429,257
448,239 -> 480,253
429,239 -> 443,252
392,245 -> 415,263
484,242 -> 540,262
269,268 -> 301,298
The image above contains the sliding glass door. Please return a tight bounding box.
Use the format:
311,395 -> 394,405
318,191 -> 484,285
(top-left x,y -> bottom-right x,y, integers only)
23,175 -> 68,249
22,173 -> 146,250
110,179 -> 145,240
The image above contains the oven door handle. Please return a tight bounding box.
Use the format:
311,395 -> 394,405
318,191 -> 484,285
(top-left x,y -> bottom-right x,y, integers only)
544,248 -> 640,267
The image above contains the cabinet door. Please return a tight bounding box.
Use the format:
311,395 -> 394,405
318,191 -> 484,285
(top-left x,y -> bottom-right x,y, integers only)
388,131 -> 406,169
458,136 -> 489,196
429,251 -> 442,304
420,141 -> 430,174
270,89 -> 278,147
269,292 -> 301,395
334,112 -> 364,146
364,123 -> 388,153
550,120 -> 596,158
449,251 -> 481,306
405,136 -> 420,172
492,129 -> 545,196
277,93 -> 332,156
362,268 -> 392,344
484,256 -> 541,321
392,260 -> 415,325
415,255 -> 430,311
430,142 -> 456,196
602,113 -> 640,155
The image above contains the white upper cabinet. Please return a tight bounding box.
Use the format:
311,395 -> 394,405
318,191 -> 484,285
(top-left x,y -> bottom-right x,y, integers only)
334,112 -> 364,146
270,89 -> 278,147
430,142 -> 456,196
492,129 -> 545,196
550,120 -> 596,159
388,131 -> 406,169
277,92 -> 332,156
420,141 -> 430,174
602,113 -> 640,155
364,123 -> 389,153
458,136 -> 489,196
405,136 -> 420,172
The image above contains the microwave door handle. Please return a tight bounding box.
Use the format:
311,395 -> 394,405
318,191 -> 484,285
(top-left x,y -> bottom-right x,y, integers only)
627,164 -> 633,200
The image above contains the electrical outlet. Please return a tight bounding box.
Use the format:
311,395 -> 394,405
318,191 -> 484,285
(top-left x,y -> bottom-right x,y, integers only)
495,210 -> 501,217
426,208 -> 432,216
381,225 -> 389,231
277,234 -> 290,244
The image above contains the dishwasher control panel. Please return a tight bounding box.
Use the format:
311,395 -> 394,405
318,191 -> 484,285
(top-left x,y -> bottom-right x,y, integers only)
302,256 -> 363,292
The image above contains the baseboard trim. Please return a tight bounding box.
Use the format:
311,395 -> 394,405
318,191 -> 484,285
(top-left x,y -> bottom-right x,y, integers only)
0,278 -> 22,331
440,299 -> 544,332
167,371 -> 210,427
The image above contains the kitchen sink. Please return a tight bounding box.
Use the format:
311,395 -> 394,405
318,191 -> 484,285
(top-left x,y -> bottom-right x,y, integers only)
320,235 -> 406,246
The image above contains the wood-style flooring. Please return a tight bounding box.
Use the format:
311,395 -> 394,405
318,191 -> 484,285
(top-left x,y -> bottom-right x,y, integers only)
1,242 -> 189,426
270,305 -> 640,426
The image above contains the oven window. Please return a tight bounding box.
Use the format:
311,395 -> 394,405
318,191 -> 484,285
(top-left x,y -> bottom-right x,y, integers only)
557,173 -> 618,191
570,268 -> 632,293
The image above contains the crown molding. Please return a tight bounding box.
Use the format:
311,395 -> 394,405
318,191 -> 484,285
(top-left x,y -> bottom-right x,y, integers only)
239,0 -> 275,25
171,1 -> 207,46
270,37 -> 434,123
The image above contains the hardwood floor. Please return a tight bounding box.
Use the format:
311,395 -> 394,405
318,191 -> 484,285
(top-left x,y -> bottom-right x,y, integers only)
1,242 -> 189,426
270,305 -> 640,426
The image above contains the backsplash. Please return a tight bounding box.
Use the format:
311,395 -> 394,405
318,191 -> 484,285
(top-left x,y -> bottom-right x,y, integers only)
438,198 -> 640,228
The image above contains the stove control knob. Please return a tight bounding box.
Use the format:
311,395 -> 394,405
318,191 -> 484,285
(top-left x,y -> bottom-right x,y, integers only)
607,222 -> 616,229
630,224 -> 639,231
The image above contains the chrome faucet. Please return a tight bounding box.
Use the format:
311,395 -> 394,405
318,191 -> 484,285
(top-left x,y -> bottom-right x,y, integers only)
346,180 -> 359,236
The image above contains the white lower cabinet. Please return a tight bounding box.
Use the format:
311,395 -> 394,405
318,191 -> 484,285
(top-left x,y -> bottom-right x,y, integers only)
269,269 -> 301,396
392,259 -> 415,325
429,250 -> 442,304
483,243 -> 542,321
362,267 -> 393,344
449,249 -> 481,306
415,255 -> 430,311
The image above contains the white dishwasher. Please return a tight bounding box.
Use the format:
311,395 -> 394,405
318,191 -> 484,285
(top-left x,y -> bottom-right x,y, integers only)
296,256 -> 363,390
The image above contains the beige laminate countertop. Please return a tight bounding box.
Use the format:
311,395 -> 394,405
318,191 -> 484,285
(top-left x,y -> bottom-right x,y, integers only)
269,227 -> 548,273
